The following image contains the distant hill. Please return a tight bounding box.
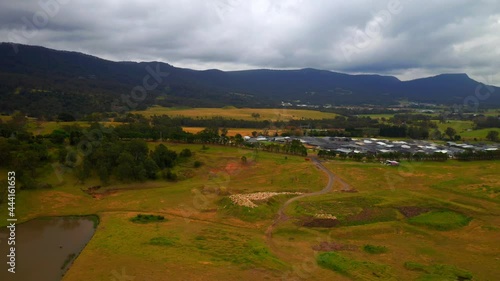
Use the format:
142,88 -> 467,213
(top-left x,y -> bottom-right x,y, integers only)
0,42 -> 499,118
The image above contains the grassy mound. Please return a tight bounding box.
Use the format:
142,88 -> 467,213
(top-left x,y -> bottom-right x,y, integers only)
317,252 -> 394,280
408,210 -> 471,231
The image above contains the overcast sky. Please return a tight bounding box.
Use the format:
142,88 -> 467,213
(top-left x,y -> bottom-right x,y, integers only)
1,0 -> 499,85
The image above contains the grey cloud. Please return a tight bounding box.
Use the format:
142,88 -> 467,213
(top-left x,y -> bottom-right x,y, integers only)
0,0 -> 499,85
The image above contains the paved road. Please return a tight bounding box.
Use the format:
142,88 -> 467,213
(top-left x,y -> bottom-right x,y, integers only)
265,157 -> 348,238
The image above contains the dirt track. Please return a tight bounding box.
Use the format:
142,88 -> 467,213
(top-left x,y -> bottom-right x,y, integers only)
265,157 -> 350,239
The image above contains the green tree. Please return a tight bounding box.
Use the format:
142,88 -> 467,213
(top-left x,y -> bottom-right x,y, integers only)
179,148 -> 192,158
486,130 -> 499,142
97,165 -> 110,185
143,157 -> 160,179
125,140 -> 149,162
49,129 -> 68,144
445,127 -> 457,140
13,150 -> 40,178
234,133 -> 244,146
151,144 -> 177,169
430,129 -> 442,140
115,152 -> 135,181
0,138 -> 12,166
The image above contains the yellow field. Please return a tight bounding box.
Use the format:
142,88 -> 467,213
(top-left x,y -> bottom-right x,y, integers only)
133,106 -> 338,121
25,121 -> 123,135
182,127 -> 283,137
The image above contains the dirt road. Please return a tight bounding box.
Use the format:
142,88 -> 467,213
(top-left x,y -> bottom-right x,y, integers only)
265,157 -> 349,238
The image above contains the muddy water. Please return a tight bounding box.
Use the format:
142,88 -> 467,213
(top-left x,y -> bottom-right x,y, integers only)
0,216 -> 97,281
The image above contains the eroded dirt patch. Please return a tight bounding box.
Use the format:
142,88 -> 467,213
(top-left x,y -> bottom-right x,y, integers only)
302,217 -> 340,228
312,241 -> 357,252
397,206 -> 431,218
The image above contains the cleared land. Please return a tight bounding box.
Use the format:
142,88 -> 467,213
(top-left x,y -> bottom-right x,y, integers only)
282,160 -> 499,280
133,106 -> 338,121
0,145 -> 499,280
0,145 -> 330,280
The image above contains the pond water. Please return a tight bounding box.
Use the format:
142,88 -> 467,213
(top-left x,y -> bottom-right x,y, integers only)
0,216 -> 97,281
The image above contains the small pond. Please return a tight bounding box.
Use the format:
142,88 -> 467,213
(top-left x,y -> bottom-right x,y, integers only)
0,216 -> 98,281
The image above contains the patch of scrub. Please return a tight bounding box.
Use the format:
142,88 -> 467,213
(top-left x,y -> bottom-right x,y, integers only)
317,252 -> 396,280
362,244 -> 388,254
407,210 -> 472,231
130,214 -> 167,224
404,261 -> 473,280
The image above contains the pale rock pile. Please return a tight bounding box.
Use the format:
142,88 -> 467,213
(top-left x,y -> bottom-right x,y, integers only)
229,192 -> 302,208
314,213 -> 337,220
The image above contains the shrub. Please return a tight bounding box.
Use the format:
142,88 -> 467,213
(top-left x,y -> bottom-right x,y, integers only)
180,148 -> 192,158
130,214 -> 166,223
194,161 -> 203,168
363,244 -> 388,254
162,169 -> 178,181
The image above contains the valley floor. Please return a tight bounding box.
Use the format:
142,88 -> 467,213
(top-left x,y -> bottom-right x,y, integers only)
1,144 -> 499,280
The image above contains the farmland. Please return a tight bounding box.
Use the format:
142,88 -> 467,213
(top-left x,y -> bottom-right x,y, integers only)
132,106 -> 339,121
0,143 -> 499,280
182,127 -> 273,137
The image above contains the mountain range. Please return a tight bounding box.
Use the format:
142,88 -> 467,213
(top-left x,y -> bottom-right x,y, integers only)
1,42 -> 499,118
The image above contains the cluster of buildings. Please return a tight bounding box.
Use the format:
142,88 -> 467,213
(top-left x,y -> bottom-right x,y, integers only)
244,135 -> 498,156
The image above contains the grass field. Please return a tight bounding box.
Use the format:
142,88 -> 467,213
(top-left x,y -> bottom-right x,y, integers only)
483,109 -> 500,117
459,127 -> 500,141
436,120 -> 474,134
133,106 -> 338,121
280,160 -> 500,280
0,145 -> 333,280
0,146 -> 499,280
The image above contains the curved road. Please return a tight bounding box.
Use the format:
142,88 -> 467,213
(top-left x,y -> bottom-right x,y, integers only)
265,157 -> 349,239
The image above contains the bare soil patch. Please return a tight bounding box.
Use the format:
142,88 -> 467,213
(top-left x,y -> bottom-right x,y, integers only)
312,241 -> 357,252
397,206 -> 431,218
302,217 -> 340,228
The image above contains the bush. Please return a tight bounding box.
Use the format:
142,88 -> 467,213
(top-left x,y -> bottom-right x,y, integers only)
363,244 -> 388,254
130,214 -> 166,223
193,161 -> 203,168
162,169 -> 178,181
180,148 -> 192,158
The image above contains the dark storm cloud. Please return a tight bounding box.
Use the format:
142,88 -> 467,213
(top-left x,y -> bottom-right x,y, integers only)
0,0 -> 499,84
